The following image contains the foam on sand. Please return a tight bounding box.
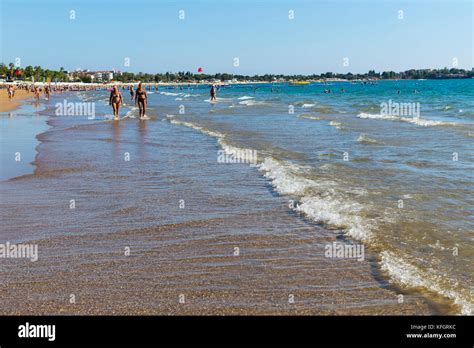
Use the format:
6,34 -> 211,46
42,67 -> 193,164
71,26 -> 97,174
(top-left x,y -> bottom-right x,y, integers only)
168,118 -> 373,243
167,117 -> 473,315
380,250 -> 473,315
257,157 -> 373,242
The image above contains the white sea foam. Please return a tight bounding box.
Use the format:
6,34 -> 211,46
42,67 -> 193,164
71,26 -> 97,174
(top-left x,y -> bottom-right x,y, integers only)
298,114 -> 322,121
238,96 -> 254,100
401,117 -> 458,127
125,107 -> 139,118
204,97 -> 233,103
238,99 -> 269,106
169,118 -> 255,164
301,103 -> 316,108
329,121 -> 342,129
358,113 -> 400,121
167,117 -> 472,314
160,91 -> 180,96
258,157 -> 315,195
357,134 -> 381,145
257,157 -> 373,241
169,119 -> 224,138
297,196 -> 372,242
380,250 -> 473,315
357,113 -> 459,126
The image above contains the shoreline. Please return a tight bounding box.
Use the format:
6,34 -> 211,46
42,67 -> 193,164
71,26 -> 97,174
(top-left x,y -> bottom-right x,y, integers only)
0,84 -> 470,315
2,77 -> 471,91
0,89 -> 34,113
0,91 -> 442,315
0,97 -> 50,181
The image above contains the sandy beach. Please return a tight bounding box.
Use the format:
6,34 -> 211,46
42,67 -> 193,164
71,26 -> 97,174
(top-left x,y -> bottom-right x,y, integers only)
0,99 -> 441,315
2,84 -> 471,315
0,88 -> 33,113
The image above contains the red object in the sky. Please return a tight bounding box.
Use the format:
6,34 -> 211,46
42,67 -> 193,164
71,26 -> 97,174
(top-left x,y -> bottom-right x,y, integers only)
198,67 -> 203,73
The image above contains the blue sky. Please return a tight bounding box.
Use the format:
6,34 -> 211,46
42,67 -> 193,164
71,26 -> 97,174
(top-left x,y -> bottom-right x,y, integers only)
1,0 -> 472,74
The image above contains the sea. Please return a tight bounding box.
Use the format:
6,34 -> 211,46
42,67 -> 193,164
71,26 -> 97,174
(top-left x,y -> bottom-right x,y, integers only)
0,79 -> 472,314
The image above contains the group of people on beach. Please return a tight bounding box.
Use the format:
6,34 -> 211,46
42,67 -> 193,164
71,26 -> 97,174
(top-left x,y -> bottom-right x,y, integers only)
2,82 -> 64,101
110,83 -> 217,119
1,82 -> 220,121
109,82 -> 148,120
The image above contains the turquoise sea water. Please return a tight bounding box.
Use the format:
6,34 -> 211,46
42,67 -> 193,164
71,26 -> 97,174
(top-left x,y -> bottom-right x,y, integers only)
0,79 -> 472,314
152,79 -> 474,314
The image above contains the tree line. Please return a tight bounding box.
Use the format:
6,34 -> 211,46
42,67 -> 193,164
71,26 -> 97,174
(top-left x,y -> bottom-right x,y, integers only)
1,62 -> 472,83
0,63 -> 68,82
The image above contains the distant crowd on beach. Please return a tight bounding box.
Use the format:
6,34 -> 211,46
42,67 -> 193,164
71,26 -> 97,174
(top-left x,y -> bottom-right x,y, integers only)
2,81 -> 422,120
1,82 -> 220,120
1,82 -> 80,101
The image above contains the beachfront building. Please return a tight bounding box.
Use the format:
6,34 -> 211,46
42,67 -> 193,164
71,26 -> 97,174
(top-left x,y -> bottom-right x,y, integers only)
67,69 -> 120,83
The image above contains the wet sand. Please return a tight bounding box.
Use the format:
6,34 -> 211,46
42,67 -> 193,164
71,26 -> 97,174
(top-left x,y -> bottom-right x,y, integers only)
0,101 -> 446,315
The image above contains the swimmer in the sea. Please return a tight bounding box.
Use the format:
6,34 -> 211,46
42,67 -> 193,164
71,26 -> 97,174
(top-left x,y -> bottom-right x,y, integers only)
210,85 -> 217,101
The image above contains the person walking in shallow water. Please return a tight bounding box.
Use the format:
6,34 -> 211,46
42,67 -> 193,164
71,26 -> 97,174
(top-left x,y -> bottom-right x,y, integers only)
109,85 -> 123,120
135,82 -> 148,119
210,85 -> 217,101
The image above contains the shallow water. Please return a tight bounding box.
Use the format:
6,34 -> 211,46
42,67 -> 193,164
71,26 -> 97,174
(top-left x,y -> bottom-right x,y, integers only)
157,79 -> 474,314
0,80 -> 472,314
0,104 -> 49,181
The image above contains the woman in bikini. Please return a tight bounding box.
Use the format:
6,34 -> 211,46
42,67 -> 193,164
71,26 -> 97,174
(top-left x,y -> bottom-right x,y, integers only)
109,85 -> 123,120
134,82 -> 147,119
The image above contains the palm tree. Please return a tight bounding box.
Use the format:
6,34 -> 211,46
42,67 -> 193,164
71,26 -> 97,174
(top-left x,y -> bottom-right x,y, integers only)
33,66 -> 43,82
8,62 -> 15,78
